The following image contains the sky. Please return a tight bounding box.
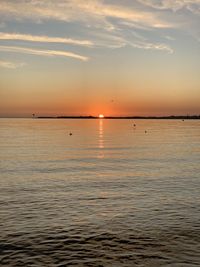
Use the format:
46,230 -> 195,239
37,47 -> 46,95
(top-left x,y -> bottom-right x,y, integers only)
0,0 -> 199,117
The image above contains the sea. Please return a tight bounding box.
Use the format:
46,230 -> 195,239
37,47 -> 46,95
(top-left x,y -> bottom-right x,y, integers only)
0,118 -> 200,267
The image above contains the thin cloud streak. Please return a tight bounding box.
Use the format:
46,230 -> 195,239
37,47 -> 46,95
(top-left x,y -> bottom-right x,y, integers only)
0,32 -> 93,47
0,45 -> 89,61
93,31 -> 173,53
0,60 -> 25,69
0,31 -> 172,53
129,41 -> 173,53
138,0 -> 200,13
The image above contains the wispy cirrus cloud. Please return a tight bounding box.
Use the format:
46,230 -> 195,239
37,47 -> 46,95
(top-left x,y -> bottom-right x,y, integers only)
0,32 -> 93,47
138,0 -> 200,13
0,60 -> 25,69
0,0 -> 171,29
96,29 -> 173,53
0,45 -> 89,61
1,0 -> 198,56
0,31 -> 173,53
129,41 -> 173,53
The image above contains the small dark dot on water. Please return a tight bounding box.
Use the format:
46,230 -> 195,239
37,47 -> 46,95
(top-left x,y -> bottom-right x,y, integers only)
69,132 -> 72,136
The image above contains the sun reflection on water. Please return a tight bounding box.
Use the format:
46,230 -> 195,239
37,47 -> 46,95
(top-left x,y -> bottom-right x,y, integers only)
98,119 -> 104,158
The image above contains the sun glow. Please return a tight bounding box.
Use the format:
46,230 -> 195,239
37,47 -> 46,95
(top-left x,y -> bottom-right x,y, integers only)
99,114 -> 104,118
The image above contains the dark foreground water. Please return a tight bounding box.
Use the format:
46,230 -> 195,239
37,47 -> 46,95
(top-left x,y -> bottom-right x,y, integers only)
0,119 -> 200,266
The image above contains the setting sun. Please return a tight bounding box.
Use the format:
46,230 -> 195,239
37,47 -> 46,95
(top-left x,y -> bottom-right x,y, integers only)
99,114 -> 104,118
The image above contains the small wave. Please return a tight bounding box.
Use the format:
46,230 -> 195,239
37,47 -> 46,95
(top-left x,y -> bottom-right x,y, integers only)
1,227 -> 200,266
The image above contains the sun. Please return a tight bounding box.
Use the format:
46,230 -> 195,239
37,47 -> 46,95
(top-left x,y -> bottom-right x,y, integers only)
99,114 -> 104,118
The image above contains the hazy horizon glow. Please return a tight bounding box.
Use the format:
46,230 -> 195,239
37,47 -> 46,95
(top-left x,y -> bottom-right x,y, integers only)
0,0 -> 199,117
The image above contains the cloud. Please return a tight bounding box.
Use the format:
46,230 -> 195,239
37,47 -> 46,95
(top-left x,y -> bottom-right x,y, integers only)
137,0 -> 200,41
1,0 -> 196,55
0,32 -> 93,47
0,30 -> 172,53
93,28 -> 173,52
0,60 -> 25,69
138,0 -> 200,13
0,0 -> 171,29
0,45 -> 89,61
129,41 -> 173,53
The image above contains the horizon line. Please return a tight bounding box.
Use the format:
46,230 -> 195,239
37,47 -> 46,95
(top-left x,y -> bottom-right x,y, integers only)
35,115 -> 200,120
0,114 -> 200,119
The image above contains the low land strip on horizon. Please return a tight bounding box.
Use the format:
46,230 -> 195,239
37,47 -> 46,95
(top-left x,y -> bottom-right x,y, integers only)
36,115 -> 200,119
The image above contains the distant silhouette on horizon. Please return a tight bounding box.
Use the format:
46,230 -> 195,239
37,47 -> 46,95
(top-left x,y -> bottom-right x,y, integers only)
36,115 -> 200,120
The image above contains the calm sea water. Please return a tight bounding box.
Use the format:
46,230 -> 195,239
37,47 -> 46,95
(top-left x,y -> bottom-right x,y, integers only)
0,118 -> 200,267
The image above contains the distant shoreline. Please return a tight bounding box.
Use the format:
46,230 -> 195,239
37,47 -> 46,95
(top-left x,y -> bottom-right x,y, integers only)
36,115 -> 200,120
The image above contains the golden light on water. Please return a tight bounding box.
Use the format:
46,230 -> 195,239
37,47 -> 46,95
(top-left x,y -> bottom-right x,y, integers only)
98,119 -> 104,158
